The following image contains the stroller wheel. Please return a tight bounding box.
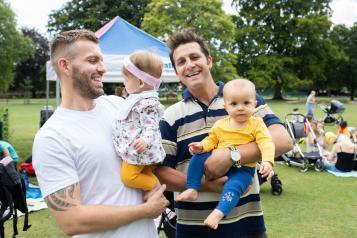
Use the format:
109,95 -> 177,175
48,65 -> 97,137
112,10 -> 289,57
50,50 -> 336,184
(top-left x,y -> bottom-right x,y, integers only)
299,160 -> 309,173
314,159 -> 324,172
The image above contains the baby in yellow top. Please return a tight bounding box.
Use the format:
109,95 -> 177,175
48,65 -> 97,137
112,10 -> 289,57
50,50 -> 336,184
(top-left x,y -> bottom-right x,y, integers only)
176,79 -> 275,229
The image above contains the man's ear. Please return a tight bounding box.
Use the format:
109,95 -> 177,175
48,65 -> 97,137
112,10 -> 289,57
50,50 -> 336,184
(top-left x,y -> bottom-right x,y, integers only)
58,58 -> 71,76
207,56 -> 213,69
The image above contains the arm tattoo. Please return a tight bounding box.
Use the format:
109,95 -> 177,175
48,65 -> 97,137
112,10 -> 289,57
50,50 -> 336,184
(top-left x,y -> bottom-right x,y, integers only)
44,183 -> 78,212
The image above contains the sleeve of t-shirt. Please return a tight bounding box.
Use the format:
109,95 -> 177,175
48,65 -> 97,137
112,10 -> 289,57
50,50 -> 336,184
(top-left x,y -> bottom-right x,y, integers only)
255,93 -> 282,127
32,129 -> 79,198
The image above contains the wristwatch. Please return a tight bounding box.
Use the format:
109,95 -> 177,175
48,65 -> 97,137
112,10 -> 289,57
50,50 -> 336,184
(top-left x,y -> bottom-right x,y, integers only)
229,145 -> 241,168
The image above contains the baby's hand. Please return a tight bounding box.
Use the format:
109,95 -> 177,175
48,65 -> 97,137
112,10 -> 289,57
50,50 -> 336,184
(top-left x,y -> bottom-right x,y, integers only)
259,161 -> 273,179
133,138 -> 147,153
188,142 -> 203,154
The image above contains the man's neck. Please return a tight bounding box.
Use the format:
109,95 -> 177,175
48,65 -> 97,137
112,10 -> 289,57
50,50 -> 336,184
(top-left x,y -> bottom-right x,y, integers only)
60,88 -> 96,111
190,82 -> 219,106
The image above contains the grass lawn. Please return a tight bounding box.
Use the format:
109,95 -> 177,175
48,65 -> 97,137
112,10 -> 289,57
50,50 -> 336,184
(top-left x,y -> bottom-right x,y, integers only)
1,97 -> 356,237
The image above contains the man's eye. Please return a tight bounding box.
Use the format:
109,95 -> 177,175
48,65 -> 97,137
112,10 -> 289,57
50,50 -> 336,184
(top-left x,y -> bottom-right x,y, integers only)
88,58 -> 97,63
177,60 -> 184,66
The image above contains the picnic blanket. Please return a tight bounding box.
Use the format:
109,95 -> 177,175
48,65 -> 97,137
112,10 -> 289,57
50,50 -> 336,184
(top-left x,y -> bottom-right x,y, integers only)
26,184 -> 47,213
325,168 -> 357,177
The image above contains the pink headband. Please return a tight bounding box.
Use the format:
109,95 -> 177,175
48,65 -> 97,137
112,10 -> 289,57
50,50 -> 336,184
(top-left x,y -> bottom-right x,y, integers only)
123,58 -> 161,89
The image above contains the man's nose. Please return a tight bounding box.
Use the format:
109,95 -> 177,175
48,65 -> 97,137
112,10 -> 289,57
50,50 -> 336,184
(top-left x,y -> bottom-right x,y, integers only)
186,59 -> 195,69
98,61 -> 107,74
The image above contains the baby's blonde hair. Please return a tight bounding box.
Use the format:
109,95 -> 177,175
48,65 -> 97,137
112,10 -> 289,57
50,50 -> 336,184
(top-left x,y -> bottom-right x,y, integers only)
123,51 -> 163,80
223,78 -> 256,98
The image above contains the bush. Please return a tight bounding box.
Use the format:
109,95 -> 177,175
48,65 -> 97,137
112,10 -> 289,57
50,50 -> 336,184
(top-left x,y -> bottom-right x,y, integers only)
0,107 -> 9,141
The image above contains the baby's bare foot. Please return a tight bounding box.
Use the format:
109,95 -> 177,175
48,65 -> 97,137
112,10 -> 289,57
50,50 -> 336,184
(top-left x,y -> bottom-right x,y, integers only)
175,189 -> 198,201
204,209 -> 224,230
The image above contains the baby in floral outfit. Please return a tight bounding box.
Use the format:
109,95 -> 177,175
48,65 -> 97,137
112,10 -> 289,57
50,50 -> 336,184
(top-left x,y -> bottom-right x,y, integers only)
112,51 -> 165,195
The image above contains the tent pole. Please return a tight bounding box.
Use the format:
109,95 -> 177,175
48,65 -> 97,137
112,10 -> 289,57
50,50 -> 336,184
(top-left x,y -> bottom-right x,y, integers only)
56,78 -> 60,107
46,79 -> 49,107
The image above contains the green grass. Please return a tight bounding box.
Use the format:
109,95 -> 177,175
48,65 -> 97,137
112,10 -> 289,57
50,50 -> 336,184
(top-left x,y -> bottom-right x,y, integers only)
1,97 -> 356,237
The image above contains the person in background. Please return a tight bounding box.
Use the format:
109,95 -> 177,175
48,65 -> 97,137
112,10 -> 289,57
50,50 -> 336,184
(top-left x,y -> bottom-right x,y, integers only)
305,90 -> 316,117
337,121 -> 351,138
291,107 -> 304,123
305,116 -> 326,154
0,140 -> 20,166
115,86 -> 128,98
32,29 -> 168,238
324,134 -> 356,172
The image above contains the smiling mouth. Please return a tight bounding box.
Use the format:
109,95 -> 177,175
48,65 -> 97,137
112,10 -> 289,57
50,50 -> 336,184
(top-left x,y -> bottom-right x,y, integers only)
185,71 -> 200,78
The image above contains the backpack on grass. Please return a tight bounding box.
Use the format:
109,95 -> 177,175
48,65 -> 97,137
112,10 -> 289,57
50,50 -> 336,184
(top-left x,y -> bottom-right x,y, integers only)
0,157 -> 31,238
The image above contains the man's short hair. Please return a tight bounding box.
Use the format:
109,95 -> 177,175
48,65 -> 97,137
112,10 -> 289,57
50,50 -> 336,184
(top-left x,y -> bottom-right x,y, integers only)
167,28 -> 210,71
50,29 -> 99,75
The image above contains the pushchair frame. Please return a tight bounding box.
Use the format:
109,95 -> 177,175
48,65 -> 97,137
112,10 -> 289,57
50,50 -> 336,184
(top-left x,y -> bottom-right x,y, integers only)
318,100 -> 345,125
281,113 -> 324,172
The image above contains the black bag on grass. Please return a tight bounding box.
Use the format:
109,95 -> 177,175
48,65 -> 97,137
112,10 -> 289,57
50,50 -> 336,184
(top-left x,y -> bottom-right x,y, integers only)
0,159 -> 31,238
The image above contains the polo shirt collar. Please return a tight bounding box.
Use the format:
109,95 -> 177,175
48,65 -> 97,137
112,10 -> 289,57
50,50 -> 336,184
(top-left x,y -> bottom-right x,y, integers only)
183,81 -> 224,102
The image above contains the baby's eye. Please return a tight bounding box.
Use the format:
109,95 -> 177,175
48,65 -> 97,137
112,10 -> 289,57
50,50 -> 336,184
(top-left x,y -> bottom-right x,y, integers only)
244,101 -> 251,105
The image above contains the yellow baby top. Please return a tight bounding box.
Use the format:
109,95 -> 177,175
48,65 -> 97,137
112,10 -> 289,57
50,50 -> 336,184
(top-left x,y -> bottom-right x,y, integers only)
201,116 -> 275,167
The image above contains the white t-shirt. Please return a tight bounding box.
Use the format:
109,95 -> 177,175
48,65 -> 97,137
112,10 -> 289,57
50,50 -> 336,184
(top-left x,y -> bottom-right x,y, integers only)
32,96 -> 158,238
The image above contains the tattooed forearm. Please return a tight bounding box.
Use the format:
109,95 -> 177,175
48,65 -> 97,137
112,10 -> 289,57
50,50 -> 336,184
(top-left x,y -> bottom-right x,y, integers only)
45,183 -> 78,212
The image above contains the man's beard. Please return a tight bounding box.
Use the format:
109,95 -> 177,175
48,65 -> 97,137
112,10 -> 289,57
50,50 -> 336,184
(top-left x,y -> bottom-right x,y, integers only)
72,66 -> 104,99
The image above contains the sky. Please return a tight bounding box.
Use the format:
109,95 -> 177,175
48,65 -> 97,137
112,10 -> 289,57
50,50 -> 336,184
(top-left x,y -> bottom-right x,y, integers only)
6,0 -> 357,36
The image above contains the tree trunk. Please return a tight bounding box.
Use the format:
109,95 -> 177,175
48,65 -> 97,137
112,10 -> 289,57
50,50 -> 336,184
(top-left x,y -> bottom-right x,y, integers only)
350,88 -> 355,101
273,80 -> 283,100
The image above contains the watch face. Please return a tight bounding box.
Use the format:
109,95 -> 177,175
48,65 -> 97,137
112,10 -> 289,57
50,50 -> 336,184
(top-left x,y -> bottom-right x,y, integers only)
231,150 -> 240,161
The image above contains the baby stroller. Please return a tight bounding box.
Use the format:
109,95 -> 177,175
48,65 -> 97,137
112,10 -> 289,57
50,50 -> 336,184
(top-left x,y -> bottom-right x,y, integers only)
281,113 -> 324,172
318,100 -> 345,124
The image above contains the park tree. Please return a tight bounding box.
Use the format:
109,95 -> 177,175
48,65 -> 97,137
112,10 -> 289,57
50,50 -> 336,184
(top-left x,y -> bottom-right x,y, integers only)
232,0 -> 337,99
47,0 -> 151,34
347,23 -> 357,100
11,28 -> 49,98
0,0 -> 34,92
325,25 -> 350,96
141,0 -> 237,82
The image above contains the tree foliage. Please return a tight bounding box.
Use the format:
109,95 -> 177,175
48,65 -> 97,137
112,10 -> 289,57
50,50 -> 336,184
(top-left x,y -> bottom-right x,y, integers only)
47,0 -> 151,34
0,0 -> 34,92
11,28 -> 49,98
232,0 -> 338,99
327,24 -> 357,100
141,0 -> 237,82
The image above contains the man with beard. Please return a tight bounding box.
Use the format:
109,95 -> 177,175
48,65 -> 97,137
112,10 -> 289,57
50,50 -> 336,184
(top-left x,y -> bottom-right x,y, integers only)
32,30 -> 169,238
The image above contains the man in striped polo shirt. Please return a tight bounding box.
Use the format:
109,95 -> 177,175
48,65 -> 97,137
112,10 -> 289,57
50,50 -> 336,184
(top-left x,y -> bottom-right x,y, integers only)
156,29 -> 293,238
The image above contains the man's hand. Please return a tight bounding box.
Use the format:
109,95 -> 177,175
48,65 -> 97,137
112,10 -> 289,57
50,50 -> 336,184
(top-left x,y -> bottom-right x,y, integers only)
204,148 -> 232,180
133,138 -> 147,153
188,142 -> 203,154
259,161 -> 273,179
144,184 -> 169,218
